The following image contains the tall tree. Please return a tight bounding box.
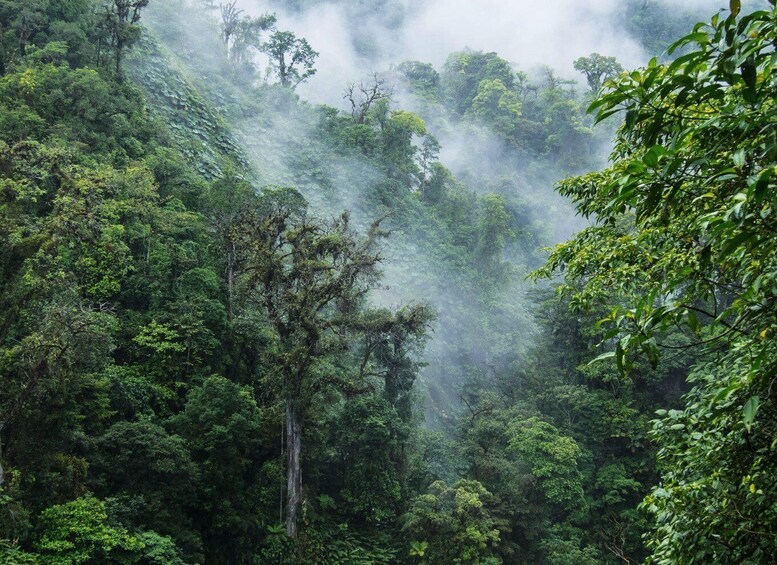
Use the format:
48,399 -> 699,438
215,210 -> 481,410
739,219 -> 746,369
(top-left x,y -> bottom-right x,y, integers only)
237,187 -> 426,538
219,1 -> 276,66
573,53 -> 623,93
403,479 -> 502,564
535,2 -> 777,561
344,73 -> 395,125
100,0 -> 149,79
202,173 -> 258,322
219,1 -> 243,52
261,30 -> 318,89
231,13 -> 276,67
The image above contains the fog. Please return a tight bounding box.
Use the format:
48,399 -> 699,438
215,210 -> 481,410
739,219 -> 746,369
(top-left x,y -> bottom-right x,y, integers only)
141,0 -> 737,422
230,0 -> 725,106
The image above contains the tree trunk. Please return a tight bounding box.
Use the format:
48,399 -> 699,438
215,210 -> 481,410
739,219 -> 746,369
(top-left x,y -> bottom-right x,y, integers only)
0,38 -> 6,76
115,44 -> 124,82
227,241 -> 235,322
0,422 -> 5,487
285,401 -> 303,538
279,54 -> 288,87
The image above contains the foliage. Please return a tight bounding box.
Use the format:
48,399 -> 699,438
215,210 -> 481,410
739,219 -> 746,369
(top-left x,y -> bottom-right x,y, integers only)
261,30 -> 318,89
99,0 -> 150,78
134,531 -> 187,565
0,539 -> 39,565
234,186 -> 429,537
467,79 -> 522,139
2,0 -> 767,563
335,396 -> 404,526
403,479 -> 502,564
36,495 -> 143,564
573,53 -> 623,93
219,1 -> 276,71
170,375 -> 269,562
535,1 -> 777,562
507,418 -> 585,513
297,524 -> 399,564
441,50 -> 516,116
394,48 -> 601,170
89,421 -> 200,556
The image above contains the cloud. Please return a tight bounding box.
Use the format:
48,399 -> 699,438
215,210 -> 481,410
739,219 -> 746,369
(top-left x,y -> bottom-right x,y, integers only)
232,0 -> 719,105
399,0 -> 642,72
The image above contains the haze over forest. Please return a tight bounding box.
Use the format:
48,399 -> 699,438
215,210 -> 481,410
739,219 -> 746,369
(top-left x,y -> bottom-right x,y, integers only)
0,0 -> 775,564
255,0 -> 711,103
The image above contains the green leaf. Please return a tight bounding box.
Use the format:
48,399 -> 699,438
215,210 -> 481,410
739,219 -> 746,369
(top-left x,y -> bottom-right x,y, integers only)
751,168 -> 773,204
687,310 -> 701,334
741,58 -> 757,91
743,396 -> 760,431
588,351 -> 616,365
719,231 -> 755,258
616,341 -> 626,374
732,148 -> 746,168
668,32 -> 709,55
643,145 -> 665,168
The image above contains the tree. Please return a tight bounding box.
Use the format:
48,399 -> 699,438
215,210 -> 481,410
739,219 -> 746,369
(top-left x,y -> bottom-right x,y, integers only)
535,2 -> 777,562
507,418 -> 585,514
468,79 -> 522,138
441,50 -> 516,115
0,0 -> 47,68
236,187 -> 424,538
403,479 -> 502,564
261,30 -> 318,89
36,495 -> 143,563
344,73 -> 394,125
474,193 -> 514,275
335,396 -> 405,527
573,53 -> 623,93
171,375 -> 268,563
330,306 -> 431,527
396,60 -> 440,98
202,172 -> 258,321
359,305 -> 432,422
231,12 -> 276,67
102,0 -> 150,79
417,135 -> 440,194
200,0 -> 218,12
219,1 -> 242,50
89,421 -> 200,557
380,110 -> 428,182
421,162 -> 452,205
218,2 -> 276,68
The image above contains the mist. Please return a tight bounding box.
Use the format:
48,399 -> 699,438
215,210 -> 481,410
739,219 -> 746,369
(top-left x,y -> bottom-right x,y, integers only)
141,0 -> 735,422
233,0 -> 725,106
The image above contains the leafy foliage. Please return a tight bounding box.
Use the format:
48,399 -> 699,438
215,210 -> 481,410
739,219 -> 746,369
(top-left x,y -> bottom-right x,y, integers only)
2,0 -> 771,563
261,30 -> 319,89
403,479 -> 502,564
536,1 -> 777,562
36,495 -> 143,563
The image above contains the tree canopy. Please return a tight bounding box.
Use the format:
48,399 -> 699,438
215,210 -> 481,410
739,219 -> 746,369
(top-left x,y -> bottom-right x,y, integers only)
1,0 -> 775,563
535,1 -> 777,561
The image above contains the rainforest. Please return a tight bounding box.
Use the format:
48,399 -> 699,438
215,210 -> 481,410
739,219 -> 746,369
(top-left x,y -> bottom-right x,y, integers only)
0,0 -> 775,563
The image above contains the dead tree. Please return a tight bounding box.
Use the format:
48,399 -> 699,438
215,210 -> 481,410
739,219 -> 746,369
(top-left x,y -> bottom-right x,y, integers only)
344,74 -> 395,124
220,1 -> 243,52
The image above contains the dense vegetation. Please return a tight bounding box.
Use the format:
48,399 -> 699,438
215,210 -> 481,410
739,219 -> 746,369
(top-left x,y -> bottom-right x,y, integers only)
0,0 -> 774,563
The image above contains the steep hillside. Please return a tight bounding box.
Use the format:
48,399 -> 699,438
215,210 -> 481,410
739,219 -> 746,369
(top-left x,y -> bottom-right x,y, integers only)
2,1 -> 774,564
